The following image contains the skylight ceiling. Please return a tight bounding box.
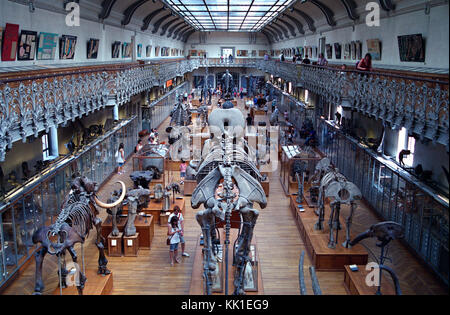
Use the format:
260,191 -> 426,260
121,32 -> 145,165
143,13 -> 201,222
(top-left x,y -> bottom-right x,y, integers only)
164,0 -> 297,32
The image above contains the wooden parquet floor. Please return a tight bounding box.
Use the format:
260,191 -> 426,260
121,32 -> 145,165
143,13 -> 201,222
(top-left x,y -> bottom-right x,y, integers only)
2,97 -> 447,295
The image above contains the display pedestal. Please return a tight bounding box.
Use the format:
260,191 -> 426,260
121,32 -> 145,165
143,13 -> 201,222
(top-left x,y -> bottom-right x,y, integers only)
123,233 -> 139,257
53,270 -> 113,295
107,232 -> 123,257
101,216 -> 127,242
183,180 -> 197,196
343,265 -> 397,295
290,196 -> 368,271
261,179 -> 270,196
123,197 -> 185,225
135,215 -> 154,249
160,212 -> 169,226
189,229 -> 264,295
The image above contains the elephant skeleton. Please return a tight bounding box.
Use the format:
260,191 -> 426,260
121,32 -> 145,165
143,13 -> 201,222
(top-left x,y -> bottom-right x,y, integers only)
315,170 -> 362,249
192,108 -> 267,295
32,176 -> 125,295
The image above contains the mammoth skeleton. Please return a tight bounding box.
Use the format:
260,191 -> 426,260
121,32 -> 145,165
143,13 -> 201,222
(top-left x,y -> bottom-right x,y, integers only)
32,176 -> 125,295
192,108 -> 267,295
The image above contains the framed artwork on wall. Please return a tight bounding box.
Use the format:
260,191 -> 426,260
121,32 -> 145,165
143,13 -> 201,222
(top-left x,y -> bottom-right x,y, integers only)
237,50 -> 248,57
350,41 -> 356,60
59,35 -> 77,60
367,39 -> 382,60
17,30 -> 37,61
398,34 -> 425,62
334,43 -> 341,59
87,38 -> 99,59
2,23 -> 20,61
325,44 -> 332,59
319,37 -> 326,56
122,42 -> 131,58
355,41 -> 362,60
146,45 -> 152,57
189,50 -> 198,57
155,46 -> 160,57
344,43 -> 351,60
37,32 -> 58,60
112,41 -> 121,58
137,44 -> 142,58
251,50 -> 257,57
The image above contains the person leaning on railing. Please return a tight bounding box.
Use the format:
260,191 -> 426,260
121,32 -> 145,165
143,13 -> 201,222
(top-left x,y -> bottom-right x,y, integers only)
318,53 -> 328,66
357,53 -> 373,72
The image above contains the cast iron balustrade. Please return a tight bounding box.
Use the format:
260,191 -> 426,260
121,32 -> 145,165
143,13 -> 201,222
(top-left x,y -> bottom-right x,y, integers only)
0,59 -> 200,162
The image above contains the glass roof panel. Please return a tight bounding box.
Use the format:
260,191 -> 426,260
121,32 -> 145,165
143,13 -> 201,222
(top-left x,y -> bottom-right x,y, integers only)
164,0 -> 296,31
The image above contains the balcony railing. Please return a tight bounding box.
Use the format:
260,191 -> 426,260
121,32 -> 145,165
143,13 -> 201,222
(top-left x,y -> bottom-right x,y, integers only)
252,60 -> 449,148
0,59 -> 201,162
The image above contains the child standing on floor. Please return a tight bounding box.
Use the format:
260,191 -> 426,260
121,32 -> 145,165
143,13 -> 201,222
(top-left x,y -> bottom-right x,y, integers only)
168,216 -> 181,266
180,159 -> 187,185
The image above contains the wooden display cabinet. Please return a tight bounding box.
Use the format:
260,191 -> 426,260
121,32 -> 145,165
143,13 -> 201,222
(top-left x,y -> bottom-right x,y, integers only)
123,233 -> 139,257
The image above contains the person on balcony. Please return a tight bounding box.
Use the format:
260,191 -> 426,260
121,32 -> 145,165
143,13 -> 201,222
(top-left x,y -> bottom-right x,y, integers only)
302,55 -> 311,65
318,53 -> 328,66
280,52 -> 285,62
357,53 -> 373,72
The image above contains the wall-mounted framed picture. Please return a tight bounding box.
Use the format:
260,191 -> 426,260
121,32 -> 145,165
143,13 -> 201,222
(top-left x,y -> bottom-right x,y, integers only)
155,46 -> 160,57
137,44 -> 143,58
17,30 -> 37,61
334,43 -> 341,59
355,41 -> 362,60
87,38 -> 99,59
37,32 -> 58,60
146,45 -> 152,57
398,34 -> 424,62
112,41 -> 121,58
319,37 -> 326,56
2,23 -> 20,61
325,44 -> 333,59
122,42 -> 131,58
367,39 -> 382,60
237,50 -> 248,57
344,43 -> 351,60
59,35 -> 77,60
350,41 -> 356,60
251,50 -> 257,57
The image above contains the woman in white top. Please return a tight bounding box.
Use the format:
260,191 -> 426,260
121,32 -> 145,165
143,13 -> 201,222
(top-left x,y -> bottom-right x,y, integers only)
168,216 -> 182,266
116,143 -> 125,174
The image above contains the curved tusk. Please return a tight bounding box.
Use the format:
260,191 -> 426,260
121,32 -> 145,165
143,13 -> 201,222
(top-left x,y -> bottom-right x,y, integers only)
94,181 -> 126,209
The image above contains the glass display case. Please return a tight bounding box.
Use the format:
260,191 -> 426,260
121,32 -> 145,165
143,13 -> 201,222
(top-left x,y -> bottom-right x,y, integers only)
0,116 -> 139,289
317,118 -> 449,286
280,145 -> 323,196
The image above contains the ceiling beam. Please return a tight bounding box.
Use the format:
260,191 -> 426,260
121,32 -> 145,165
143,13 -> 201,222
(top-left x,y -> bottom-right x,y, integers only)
378,0 -> 396,11
178,27 -> 193,41
160,17 -> 179,36
167,21 -> 186,38
290,7 -> 316,32
122,0 -> 151,26
278,18 -> 297,37
260,30 -> 274,44
142,7 -> 166,31
283,14 -> 305,35
308,0 -> 336,27
266,24 -> 284,41
174,25 -> 190,39
152,13 -> 173,34
99,0 -> 117,20
183,30 -> 196,43
339,0 -> 359,21
264,28 -> 279,42
272,21 -> 290,39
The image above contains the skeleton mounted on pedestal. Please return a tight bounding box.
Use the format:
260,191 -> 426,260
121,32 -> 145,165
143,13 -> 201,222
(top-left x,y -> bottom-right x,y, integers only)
192,108 -> 267,295
32,176 -> 125,295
